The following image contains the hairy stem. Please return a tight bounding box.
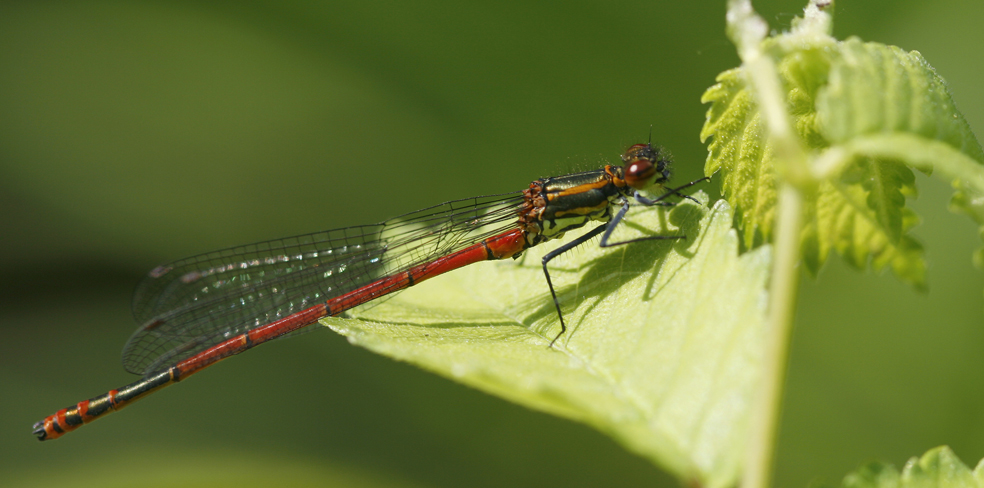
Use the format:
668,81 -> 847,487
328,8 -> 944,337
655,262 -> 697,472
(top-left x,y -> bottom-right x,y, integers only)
725,2 -> 829,486
742,183 -> 803,488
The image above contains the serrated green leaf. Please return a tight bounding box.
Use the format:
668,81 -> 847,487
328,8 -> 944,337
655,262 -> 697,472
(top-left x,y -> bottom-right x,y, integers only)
701,67 -> 780,248
830,133 -> 984,271
842,462 -> 902,488
321,196 -> 770,488
701,33 -> 984,286
802,159 -> 926,288
832,446 -> 983,488
818,41 -> 982,158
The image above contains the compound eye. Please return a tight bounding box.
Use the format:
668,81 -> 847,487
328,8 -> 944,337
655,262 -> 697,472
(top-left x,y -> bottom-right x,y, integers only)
624,159 -> 656,189
621,143 -> 650,162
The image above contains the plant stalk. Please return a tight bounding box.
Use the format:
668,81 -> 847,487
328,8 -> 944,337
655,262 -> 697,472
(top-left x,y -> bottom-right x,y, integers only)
741,183 -> 803,488
726,3 -> 824,486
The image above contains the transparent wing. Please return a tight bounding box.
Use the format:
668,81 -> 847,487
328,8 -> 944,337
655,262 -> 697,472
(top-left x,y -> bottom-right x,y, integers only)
124,192 -> 526,375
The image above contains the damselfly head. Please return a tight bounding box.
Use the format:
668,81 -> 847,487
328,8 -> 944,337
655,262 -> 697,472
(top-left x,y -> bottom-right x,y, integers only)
621,143 -> 671,190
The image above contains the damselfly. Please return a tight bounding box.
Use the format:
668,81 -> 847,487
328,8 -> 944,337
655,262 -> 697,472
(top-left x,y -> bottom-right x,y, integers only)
34,142 -> 705,440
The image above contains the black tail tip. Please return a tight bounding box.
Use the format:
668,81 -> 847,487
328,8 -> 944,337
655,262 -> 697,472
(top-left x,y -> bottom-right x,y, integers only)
32,421 -> 48,441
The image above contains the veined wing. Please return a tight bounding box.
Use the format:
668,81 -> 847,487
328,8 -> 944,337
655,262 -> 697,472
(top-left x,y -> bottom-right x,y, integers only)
124,192 -> 526,376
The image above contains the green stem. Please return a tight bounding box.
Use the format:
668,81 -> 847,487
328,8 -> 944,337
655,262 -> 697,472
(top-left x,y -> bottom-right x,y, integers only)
725,2 -> 827,486
741,183 -> 803,488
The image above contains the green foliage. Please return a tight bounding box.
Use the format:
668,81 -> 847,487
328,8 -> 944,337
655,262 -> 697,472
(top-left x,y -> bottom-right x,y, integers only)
702,3 -> 984,487
319,3 -> 984,487
701,33 -> 984,286
4,1 -> 984,488
323,195 -> 771,488
819,446 -> 984,488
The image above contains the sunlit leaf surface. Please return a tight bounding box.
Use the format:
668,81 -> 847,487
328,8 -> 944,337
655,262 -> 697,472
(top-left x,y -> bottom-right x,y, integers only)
323,195 -> 770,488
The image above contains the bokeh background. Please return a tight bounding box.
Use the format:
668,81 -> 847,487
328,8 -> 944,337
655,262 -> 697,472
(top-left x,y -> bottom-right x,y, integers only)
1,1 -> 982,487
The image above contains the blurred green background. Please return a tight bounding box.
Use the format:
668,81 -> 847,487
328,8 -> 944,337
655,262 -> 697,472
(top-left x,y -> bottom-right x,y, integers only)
1,1 -> 982,487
